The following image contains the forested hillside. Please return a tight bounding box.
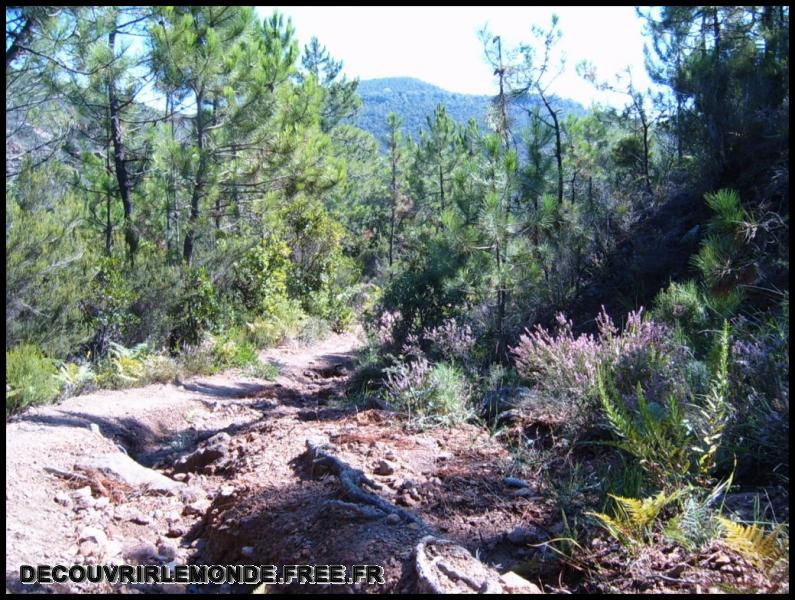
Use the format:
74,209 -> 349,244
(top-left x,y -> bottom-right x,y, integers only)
6,5 -> 789,594
356,77 -> 585,144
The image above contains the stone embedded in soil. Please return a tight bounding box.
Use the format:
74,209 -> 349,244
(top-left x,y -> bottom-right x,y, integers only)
503,476 -> 531,489
183,499 -> 210,516
166,526 -> 185,538
72,486 -> 95,510
499,571 -> 543,594
79,526 -> 108,547
218,485 -> 236,499
510,487 -> 540,499
54,491 -> 71,506
507,526 -> 544,545
157,543 -> 177,561
374,459 -> 396,475
173,432 -> 231,474
77,453 -> 184,496
130,513 -> 151,525
386,513 -> 401,525
397,493 -> 418,507
124,542 -> 159,562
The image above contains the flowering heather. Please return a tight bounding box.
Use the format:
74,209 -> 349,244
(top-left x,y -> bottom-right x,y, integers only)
424,318 -> 475,363
512,306 -> 688,408
375,309 -> 402,346
512,312 -> 602,403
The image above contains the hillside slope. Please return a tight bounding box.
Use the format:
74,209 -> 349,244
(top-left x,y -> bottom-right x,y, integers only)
355,77 -> 584,143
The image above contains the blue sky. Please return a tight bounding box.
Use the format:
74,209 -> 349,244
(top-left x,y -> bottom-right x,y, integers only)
256,6 -> 660,107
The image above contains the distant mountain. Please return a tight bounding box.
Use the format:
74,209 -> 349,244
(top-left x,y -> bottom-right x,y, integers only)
354,77 -> 585,146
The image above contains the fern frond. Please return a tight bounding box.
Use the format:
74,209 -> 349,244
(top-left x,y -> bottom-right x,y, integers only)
717,517 -> 786,570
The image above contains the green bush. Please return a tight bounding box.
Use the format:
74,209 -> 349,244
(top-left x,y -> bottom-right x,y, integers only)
212,332 -> 259,369
652,280 -> 710,351
143,354 -> 181,384
178,339 -> 219,377
83,256 -> 139,359
246,360 -> 280,380
168,267 -> 222,351
384,358 -> 473,428
297,316 -> 332,345
6,344 -> 61,416
95,342 -> 149,389
597,322 -> 733,490
57,361 -> 97,397
227,238 -> 292,317
243,297 -> 305,348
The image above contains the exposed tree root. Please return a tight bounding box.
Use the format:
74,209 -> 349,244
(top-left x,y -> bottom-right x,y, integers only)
303,436 -> 427,526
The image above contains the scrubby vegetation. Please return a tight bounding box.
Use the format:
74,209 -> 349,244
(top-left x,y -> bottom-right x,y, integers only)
6,4 -> 788,594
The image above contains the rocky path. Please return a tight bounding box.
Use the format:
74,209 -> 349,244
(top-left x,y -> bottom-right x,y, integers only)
6,332 -> 548,594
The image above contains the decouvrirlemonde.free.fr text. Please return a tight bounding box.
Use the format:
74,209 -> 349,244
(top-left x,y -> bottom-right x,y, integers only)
20,563 -> 386,585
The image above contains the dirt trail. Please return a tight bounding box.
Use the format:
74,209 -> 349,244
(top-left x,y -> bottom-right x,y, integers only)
5,332 -> 550,594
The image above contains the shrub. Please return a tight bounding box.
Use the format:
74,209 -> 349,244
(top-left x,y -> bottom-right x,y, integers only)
512,312 -> 602,407
511,308 -> 692,436
727,309 -> 789,476
178,338 -> 218,377
597,322 -> 733,489
82,256 -> 139,360
227,238 -> 291,317
384,358 -> 472,428
652,280 -> 710,351
168,267 -> 221,351
95,342 -> 149,389
297,316 -> 332,346
57,361 -> 97,397
143,354 -> 180,384
246,360 -> 280,380
424,317 -> 476,365
6,344 -> 61,415
212,333 -> 258,369
243,297 -> 305,348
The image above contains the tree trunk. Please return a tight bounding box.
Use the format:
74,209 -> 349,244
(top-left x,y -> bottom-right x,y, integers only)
541,93 -> 563,206
183,88 -> 206,265
388,135 -> 399,274
107,29 -> 138,266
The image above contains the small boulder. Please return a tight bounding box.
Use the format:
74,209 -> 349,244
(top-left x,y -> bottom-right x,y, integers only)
157,543 -> 177,561
507,526 -> 543,545
374,459 -> 396,476
79,526 -> 108,547
500,571 -> 543,594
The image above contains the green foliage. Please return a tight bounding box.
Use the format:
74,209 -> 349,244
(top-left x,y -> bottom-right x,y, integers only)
597,322 -> 734,489
588,489 -> 683,547
96,342 -> 149,388
246,360 -> 280,380
384,359 -> 473,428
83,256 -> 139,359
6,344 -> 61,416
6,161 -> 92,357
652,280 -> 710,350
168,267 -> 221,351
212,332 -> 258,369
228,238 -> 291,317
57,362 -> 97,397
717,517 -> 788,571
243,297 -> 305,348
